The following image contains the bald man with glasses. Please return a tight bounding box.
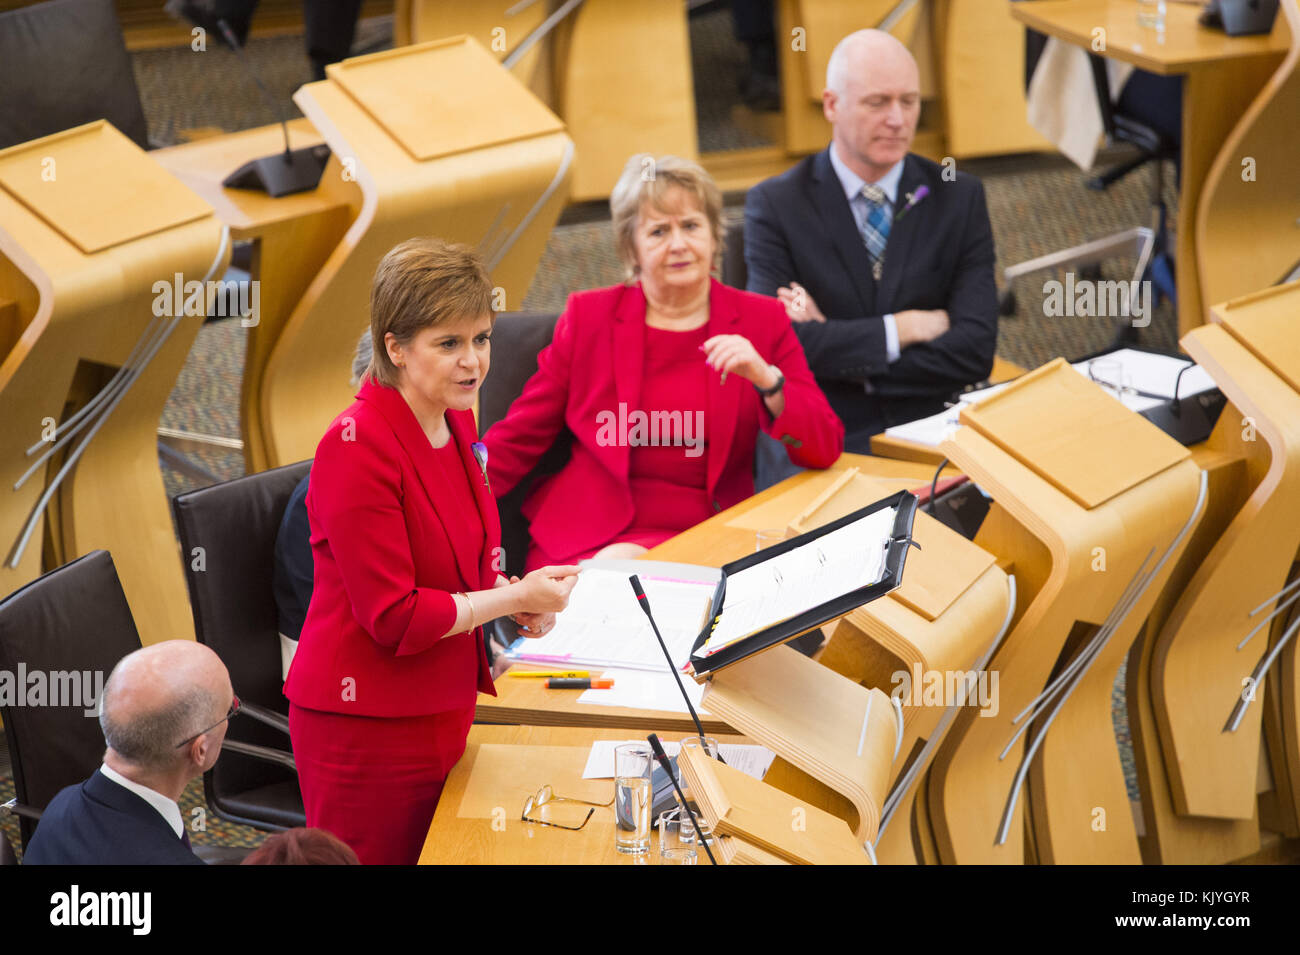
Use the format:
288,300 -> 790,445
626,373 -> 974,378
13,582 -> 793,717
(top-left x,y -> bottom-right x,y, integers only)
25,641 -> 238,865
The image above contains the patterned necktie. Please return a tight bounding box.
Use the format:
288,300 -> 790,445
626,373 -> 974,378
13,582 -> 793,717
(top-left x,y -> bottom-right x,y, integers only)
860,183 -> 891,281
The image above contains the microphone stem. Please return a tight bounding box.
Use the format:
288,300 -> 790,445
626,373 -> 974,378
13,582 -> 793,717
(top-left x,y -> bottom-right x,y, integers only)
631,576 -> 707,740
648,734 -> 717,865
218,18 -> 294,162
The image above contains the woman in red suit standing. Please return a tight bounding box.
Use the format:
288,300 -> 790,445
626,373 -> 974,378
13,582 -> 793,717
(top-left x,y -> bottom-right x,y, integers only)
284,239 -> 579,864
485,155 -> 844,569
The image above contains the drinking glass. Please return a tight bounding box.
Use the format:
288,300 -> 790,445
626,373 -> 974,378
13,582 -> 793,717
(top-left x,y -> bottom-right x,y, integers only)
756,529 -> 785,552
1088,359 -> 1132,402
658,808 -> 698,864
614,743 -> 653,854
674,735 -> 719,844
1137,0 -> 1166,29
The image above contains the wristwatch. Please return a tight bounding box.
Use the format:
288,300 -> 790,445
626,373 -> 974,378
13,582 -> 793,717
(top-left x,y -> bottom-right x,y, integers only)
755,365 -> 785,397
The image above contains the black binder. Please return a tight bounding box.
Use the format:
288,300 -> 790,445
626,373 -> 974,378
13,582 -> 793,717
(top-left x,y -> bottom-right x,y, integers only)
689,490 -> 919,675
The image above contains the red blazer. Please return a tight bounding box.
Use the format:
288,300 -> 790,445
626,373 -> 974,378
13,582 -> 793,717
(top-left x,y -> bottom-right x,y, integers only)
283,380 -> 498,718
485,279 -> 844,561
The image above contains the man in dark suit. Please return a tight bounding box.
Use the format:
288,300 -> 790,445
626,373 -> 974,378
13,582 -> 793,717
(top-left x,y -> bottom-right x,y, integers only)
24,641 -> 236,865
745,28 -> 998,459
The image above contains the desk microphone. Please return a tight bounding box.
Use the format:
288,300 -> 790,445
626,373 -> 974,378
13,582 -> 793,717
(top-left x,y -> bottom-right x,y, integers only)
628,574 -> 710,743
216,18 -> 329,197
647,733 -> 717,865
1170,362 -> 1195,417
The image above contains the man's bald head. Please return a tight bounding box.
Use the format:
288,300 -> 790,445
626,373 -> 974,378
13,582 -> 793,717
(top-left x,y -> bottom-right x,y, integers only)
823,29 -> 922,183
825,29 -> 919,97
99,641 -> 232,772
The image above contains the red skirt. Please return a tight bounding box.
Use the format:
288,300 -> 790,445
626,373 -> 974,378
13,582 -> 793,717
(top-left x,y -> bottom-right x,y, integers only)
288,703 -> 475,865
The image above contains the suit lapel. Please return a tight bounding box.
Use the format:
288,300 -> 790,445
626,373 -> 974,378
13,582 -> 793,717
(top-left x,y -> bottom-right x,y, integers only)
705,280 -> 742,497
877,156 -> 928,313
360,381 -> 480,591
448,409 -> 500,587
810,148 -> 876,317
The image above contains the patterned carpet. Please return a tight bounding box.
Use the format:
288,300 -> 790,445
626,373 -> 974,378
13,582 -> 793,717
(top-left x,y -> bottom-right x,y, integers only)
4,7 -> 1182,860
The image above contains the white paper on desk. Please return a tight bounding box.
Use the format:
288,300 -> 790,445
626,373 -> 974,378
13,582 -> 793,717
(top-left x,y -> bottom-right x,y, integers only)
1072,349 -> 1216,400
507,561 -> 719,672
577,667 -> 709,716
704,506 -> 897,655
582,739 -> 776,781
882,381 -> 1010,448
883,353 -> 1216,449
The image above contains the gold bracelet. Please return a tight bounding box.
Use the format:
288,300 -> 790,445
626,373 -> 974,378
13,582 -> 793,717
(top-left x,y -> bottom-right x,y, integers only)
456,591 -> 476,631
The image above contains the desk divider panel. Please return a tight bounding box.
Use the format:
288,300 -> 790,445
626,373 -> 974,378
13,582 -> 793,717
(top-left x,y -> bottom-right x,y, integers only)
0,121 -> 224,644
930,367 -> 1202,864
701,646 -> 897,845
959,358 -> 1191,510
1134,285 -> 1300,863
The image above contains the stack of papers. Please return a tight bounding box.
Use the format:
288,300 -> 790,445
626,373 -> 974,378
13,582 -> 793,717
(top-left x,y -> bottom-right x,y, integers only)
703,506 -> 897,655
883,350 -> 1217,448
507,563 -> 718,672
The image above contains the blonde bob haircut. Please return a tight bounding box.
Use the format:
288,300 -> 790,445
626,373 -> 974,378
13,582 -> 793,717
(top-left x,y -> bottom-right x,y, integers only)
366,237 -> 494,388
609,153 -> 724,283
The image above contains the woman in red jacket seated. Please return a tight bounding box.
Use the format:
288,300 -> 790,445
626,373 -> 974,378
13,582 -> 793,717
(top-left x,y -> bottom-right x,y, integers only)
485,155 -> 844,570
284,239 -> 579,865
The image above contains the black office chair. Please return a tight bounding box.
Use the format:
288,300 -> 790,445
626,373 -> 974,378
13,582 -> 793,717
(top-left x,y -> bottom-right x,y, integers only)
721,220 -> 748,290
475,311 -> 574,657
1001,14 -> 1183,340
0,0 -> 150,151
0,550 -> 246,863
0,552 -> 136,851
173,461 -> 311,832
478,311 -> 574,581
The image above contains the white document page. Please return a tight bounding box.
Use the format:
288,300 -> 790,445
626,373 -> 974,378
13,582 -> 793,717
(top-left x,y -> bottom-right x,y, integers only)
703,507 -> 897,655
1071,349 -> 1216,400
576,667 -> 710,715
581,739 -> 776,781
507,564 -> 717,672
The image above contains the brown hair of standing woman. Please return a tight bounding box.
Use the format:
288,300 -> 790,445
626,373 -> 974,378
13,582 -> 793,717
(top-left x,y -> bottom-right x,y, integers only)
366,237 -> 495,388
240,827 -> 361,865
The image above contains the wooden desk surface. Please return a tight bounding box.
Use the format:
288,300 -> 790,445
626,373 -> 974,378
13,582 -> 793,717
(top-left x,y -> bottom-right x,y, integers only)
419,724 -> 749,865
151,119 -> 340,233
1012,0 -> 1289,74
476,453 -> 953,730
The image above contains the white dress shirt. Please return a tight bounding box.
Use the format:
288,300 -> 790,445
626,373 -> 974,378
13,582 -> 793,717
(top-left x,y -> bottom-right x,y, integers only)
827,145 -> 906,363
99,763 -> 185,838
